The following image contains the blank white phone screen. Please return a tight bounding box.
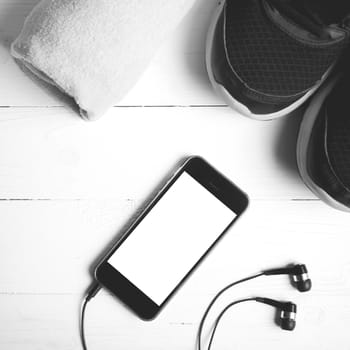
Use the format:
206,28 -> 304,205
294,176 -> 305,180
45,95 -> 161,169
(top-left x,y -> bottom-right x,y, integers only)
108,172 -> 237,306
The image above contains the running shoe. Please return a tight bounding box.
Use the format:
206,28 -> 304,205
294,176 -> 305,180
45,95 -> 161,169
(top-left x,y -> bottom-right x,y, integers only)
206,0 -> 350,120
297,67 -> 350,212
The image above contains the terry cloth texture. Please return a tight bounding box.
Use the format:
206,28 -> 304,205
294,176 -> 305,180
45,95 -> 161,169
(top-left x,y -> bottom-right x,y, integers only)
11,0 -> 195,120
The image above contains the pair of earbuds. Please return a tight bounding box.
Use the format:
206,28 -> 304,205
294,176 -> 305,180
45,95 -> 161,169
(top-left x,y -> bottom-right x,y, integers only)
262,263 -> 311,331
197,263 -> 312,350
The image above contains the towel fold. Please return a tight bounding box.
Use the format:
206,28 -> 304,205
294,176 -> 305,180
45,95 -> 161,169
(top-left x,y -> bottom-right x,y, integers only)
11,0 -> 195,120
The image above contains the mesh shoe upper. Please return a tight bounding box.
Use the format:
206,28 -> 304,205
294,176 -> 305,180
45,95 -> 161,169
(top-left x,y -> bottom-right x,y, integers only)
224,0 -> 350,103
304,73 -> 350,208
326,79 -> 350,189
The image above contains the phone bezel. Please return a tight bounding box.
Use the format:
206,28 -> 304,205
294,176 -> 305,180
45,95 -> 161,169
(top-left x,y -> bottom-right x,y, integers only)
94,156 -> 249,320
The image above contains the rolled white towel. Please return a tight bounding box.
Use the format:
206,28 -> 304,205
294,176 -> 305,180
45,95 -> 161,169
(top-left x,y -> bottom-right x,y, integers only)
11,0 -> 196,120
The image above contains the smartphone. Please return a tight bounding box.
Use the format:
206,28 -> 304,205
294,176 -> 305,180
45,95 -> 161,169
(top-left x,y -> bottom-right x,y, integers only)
95,156 -> 248,320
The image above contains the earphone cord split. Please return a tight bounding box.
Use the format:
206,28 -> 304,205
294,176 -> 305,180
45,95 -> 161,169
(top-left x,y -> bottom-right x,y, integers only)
207,298 -> 257,350
196,273 -> 264,350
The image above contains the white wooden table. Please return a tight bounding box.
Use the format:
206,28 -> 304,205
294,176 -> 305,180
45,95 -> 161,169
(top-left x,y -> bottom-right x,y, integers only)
1,1 -> 350,349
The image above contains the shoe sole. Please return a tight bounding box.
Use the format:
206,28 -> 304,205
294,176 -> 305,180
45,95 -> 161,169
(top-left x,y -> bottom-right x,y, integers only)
205,1 -> 333,121
296,75 -> 350,212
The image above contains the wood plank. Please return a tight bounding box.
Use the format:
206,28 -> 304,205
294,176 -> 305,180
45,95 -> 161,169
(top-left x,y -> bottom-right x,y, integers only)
0,292 -> 350,350
0,199 -> 349,294
0,106 -> 310,199
0,199 -> 350,349
0,0 -> 223,107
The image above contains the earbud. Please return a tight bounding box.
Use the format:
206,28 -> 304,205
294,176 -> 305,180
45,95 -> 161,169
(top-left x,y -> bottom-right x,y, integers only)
291,264 -> 312,292
263,263 -> 312,292
279,302 -> 297,331
256,297 -> 297,331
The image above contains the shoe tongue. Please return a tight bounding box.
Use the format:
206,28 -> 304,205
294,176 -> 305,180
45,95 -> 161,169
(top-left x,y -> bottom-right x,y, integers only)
269,0 -> 349,38
298,0 -> 350,25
